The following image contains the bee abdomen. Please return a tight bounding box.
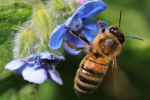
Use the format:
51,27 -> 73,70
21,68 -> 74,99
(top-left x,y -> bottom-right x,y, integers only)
76,81 -> 95,92
74,57 -> 107,97
74,69 -> 103,97
81,64 -> 104,77
77,71 -> 100,85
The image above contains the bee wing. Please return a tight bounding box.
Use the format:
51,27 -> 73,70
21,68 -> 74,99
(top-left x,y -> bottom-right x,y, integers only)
104,64 -> 139,100
112,67 -> 139,99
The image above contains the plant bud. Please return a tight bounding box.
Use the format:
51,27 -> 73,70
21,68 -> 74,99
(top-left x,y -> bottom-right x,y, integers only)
33,7 -> 53,42
13,26 -> 37,58
51,0 -> 75,16
52,0 -> 65,10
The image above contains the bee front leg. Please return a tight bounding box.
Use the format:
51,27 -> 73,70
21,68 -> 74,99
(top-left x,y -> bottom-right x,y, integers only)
97,20 -> 105,33
65,26 -> 91,45
63,39 -> 91,51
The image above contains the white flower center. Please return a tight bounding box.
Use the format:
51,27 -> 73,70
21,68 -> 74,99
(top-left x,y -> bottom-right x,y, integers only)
71,19 -> 82,31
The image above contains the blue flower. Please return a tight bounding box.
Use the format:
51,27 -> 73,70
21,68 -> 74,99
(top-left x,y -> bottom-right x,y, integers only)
5,50 -> 65,85
49,0 -> 108,55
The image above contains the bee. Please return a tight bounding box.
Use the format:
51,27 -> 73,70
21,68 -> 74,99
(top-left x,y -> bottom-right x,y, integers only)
64,10 -> 143,97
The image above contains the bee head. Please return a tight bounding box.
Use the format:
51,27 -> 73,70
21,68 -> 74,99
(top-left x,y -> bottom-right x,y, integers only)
108,10 -> 143,45
109,26 -> 126,45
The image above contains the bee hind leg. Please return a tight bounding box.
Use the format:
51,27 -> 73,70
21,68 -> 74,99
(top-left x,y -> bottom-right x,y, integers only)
65,25 -> 91,45
63,38 -> 91,51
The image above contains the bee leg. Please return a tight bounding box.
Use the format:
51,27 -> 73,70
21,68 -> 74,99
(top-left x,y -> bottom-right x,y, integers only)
65,25 -> 91,45
97,20 -> 105,33
63,38 -> 91,51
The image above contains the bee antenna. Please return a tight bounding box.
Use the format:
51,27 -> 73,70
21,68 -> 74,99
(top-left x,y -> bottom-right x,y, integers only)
126,35 -> 144,41
119,10 -> 122,28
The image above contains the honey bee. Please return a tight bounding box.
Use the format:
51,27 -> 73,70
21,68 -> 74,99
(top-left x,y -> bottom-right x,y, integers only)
64,10 -> 143,97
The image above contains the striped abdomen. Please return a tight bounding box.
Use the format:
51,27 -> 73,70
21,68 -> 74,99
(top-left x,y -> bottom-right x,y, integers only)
74,55 -> 108,97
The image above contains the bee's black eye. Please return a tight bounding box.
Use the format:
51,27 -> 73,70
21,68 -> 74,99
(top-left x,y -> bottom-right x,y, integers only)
109,27 -> 118,34
119,34 -> 125,44
109,27 -> 125,44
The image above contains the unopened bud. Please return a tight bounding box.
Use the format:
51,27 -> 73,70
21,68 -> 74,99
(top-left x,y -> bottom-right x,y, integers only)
51,0 -> 75,16
33,7 -> 54,42
13,26 -> 37,58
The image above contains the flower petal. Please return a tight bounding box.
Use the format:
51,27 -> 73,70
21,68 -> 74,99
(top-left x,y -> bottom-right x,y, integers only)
22,63 -> 47,84
77,1 -> 107,19
49,24 -> 67,49
14,60 -> 35,73
39,50 -> 51,60
5,59 -> 25,71
27,54 -> 37,61
64,32 -> 85,55
65,16 -> 83,31
65,1 -> 107,29
65,17 -> 73,27
33,63 -> 41,69
13,65 -> 26,73
48,70 -> 63,85
80,19 -> 100,42
51,60 -> 61,69
54,56 -> 65,61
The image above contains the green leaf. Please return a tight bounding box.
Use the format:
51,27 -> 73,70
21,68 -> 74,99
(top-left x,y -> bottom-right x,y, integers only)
38,81 -> 60,100
0,3 -> 32,42
0,0 -> 24,6
18,84 -> 39,100
0,75 -> 39,100
0,39 -> 13,80
0,76 -> 18,100
0,88 -> 18,100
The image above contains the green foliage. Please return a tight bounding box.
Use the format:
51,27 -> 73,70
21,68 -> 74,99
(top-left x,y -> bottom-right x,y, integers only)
0,74 -> 39,100
0,3 -> 32,38
0,39 -> 12,80
38,81 -> 59,100
0,0 -> 24,5
18,84 -> 39,100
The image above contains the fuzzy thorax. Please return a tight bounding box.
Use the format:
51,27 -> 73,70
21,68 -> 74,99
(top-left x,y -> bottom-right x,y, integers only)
92,32 -> 122,61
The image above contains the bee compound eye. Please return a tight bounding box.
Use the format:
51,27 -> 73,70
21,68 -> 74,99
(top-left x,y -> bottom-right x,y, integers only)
119,35 -> 124,40
109,28 -> 114,32
119,34 -> 125,44
110,27 -> 118,33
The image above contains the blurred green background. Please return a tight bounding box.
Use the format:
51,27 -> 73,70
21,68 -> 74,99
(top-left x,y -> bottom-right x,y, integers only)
0,0 -> 150,100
